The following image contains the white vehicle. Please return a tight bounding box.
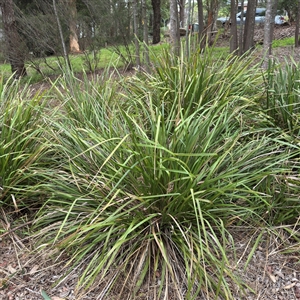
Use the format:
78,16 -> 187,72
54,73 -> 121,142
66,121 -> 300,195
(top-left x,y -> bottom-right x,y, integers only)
217,8 -> 288,26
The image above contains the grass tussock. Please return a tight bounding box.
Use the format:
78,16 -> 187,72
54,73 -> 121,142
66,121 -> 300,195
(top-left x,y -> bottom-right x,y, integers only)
0,46 -> 299,299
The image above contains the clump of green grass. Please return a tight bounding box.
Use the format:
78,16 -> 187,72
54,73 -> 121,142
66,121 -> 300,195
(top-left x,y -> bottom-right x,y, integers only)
0,75 -> 50,208
272,37 -> 295,48
264,57 -> 300,136
31,47 -> 299,299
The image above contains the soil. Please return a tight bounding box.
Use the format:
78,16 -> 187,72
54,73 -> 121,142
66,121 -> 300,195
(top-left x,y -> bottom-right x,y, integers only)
1,24 -> 300,300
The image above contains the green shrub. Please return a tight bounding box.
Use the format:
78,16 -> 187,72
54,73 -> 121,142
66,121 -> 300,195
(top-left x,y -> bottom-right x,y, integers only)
33,49 -> 299,299
0,76 -> 50,208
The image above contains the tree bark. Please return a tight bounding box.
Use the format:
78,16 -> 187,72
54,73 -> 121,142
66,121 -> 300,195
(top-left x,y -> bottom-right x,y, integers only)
142,0 -> 149,69
230,0 -> 238,54
197,0 -> 204,43
263,0 -> 272,68
206,0 -> 218,45
133,0 -> 140,67
0,0 -> 27,78
170,0 -> 180,56
68,0 -> 80,53
151,0 -> 161,44
185,0 -> 192,58
238,0 -> 244,56
243,0 -> 256,53
179,0 -> 185,27
53,0 -> 71,71
295,0 -> 300,47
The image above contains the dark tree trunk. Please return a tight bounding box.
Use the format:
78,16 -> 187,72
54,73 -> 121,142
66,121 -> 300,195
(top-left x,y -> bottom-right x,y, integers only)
179,0 -> 185,27
197,0 -> 204,42
238,0 -> 244,56
133,0 -> 140,67
230,0 -> 238,54
243,0 -> 256,53
151,0 -> 161,44
142,0 -> 150,70
295,0 -> 300,47
0,0 -> 27,78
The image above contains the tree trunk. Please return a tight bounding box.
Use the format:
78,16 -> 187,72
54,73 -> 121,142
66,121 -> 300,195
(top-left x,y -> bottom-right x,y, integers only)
53,0 -> 71,71
238,0 -> 244,56
263,0 -> 272,68
0,0 -> 27,78
170,0 -> 180,56
230,0 -> 238,54
206,0 -> 218,45
197,0 -> 204,44
295,0 -> 300,47
68,0 -> 80,53
269,0 -> 278,54
243,0 -> 256,53
179,0 -> 185,27
185,0 -> 192,58
133,0 -> 140,67
151,0 -> 161,44
197,0 -> 204,46
142,0 -> 150,70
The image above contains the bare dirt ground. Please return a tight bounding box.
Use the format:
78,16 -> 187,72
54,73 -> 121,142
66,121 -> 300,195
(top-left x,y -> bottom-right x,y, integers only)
1,25 -> 300,300
218,23 -> 300,63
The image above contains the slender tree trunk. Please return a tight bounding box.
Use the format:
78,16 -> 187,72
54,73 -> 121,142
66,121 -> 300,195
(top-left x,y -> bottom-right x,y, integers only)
179,0 -> 185,27
68,0 -> 80,53
243,0 -> 256,53
151,0 -> 161,44
230,0 -> 238,54
185,0 -> 192,58
142,0 -> 150,70
263,0 -> 278,60
170,0 -> 180,56
269,0 -> 278,54
263,0 -> 272,68
0,0 -> 27,78
133,0 -> 140,67
238,0 -> 244,56
295,0 -> 300,47
197,0 -> 204,44
206,0 -> 218,45
53,0 -> 71,71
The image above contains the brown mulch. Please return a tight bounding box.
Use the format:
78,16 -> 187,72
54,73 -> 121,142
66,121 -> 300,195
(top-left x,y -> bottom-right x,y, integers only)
1,223 -> 299,300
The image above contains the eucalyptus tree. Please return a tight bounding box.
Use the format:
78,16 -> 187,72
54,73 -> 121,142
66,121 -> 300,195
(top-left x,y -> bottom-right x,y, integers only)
295,0 -> 300,47
169,0 -> 180,55
263,0 -> 273,68
230,0 -> 238,54
151,0 -> 161,44
263,0 -> 278,64
243,0 -> 256,53
197,0 -> 204,42
133,0 -> 140,67
205,0 -> 219,44
0,0 -> 27,78
68,0 -> 80,53
142,0 -> 150,69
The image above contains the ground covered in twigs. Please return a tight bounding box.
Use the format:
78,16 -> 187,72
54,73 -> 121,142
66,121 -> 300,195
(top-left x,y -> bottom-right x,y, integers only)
1,220 -> 300,299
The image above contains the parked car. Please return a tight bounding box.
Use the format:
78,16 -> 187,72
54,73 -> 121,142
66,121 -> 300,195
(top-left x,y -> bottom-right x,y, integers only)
217,8 -> 288,26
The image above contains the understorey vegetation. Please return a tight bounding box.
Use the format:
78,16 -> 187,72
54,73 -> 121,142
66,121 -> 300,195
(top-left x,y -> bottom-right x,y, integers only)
0,44 -> 299,299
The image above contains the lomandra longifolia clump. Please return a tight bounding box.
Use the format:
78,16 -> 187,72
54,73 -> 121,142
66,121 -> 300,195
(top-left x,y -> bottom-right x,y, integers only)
0,76 -> 50,208
34,50 -> 299,299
